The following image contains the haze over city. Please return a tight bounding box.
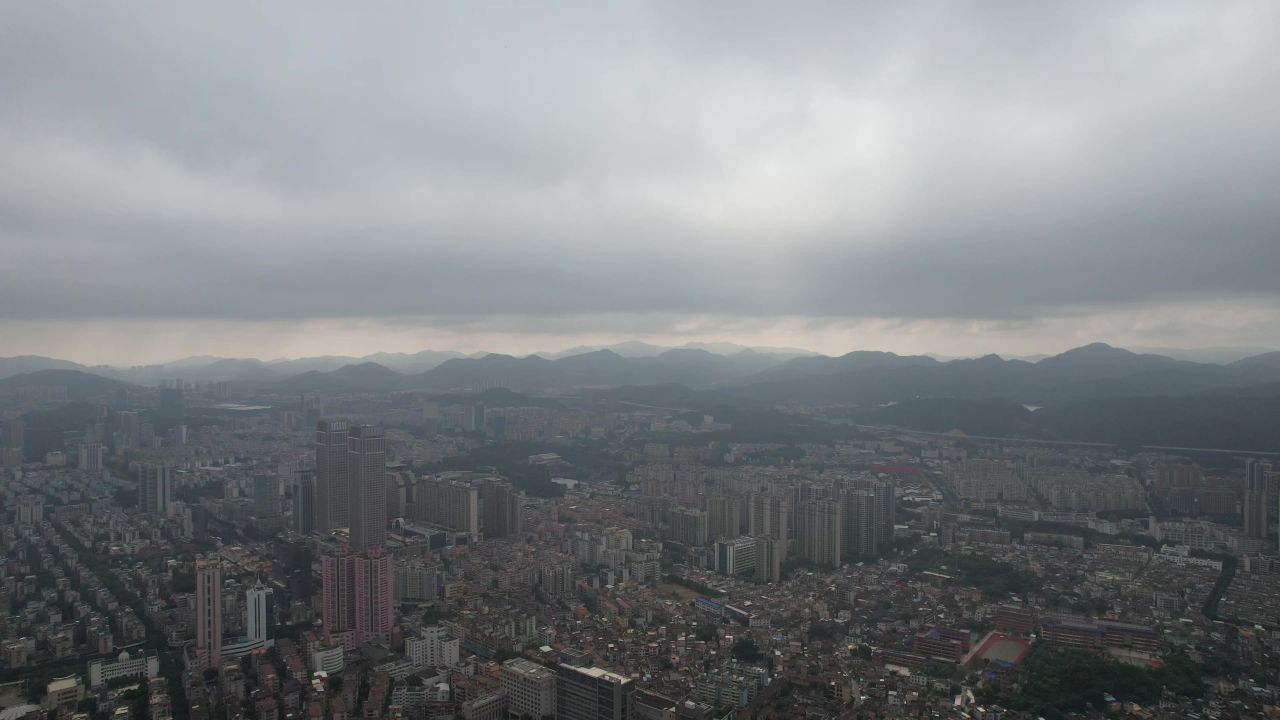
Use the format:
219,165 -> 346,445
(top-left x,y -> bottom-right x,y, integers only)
4,4 -> 1280,720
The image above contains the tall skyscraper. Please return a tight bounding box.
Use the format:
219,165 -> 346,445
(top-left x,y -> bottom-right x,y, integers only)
115,411 -> 140,449
321,544 -> 393,647
246,578 -> 274,648
754,535 -> 783,583
872,480 -> 894,547
748,494 -> 790,558
321,545 -> 354,640
1243,459 -> 1270,540
78,441 -> 103,473
1268,466 -> 1280,534
347,425 -> 387,553
195,557 -> 223,669
1,418 -> 24,452
799,499 -> 842,568
317,423 -> 393,649
664,506 -> 709,547
557,664 -> 634,720
314,419 -> 349,534
352,550 -> 394,645
294,470 -> 316,535
253,472 -> 281,519
158,384 -> 184,425
480,478 -> 523,539
707,495 -> 740,541
840,489 -> 879,560
139,464 -> 172,517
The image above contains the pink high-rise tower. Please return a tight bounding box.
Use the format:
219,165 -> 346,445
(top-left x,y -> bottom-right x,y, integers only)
319,424 -> 393,648
353,550 -> 394,644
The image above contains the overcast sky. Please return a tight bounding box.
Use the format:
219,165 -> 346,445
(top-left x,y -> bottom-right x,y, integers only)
2,2 -> 1278,364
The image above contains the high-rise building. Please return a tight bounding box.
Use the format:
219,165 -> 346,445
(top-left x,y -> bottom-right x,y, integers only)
157,385 -> 184,424
754,535 -> 783,583
352,550 -> 394,645
1268,466 -> 1280,533
557,665 -> 633,720
114,411 -> 140,449
715,536 -> 757,577
707,496 -> 740,542
139,464 -> 172,517
195,557 -> 223,669
253,473 -> 281,519
395,560 -> 440,602
300,393 -> 322,427
314,419 -> 350,534
0,418 -> 23,467
386,467 -> 413,521
502,658 -> 557,720
314,422 -> 389,648
480,478 -> 523,539
347,425 -> 387,553
2,418 -> 25,452
245,579 -> 274,648
871,480 -> 895,547
16,495 -> 44,526
1243,459 -> 1270,540
321,545 -> 354,640
798,499 -> 841,568
294,470 -> 316,535
748,494 -> 790,558
840,489 -> 878,560
78,441 -> 104,473
417,475 -> 481,538
321,544 -> 394,648
665,506 -> 709,547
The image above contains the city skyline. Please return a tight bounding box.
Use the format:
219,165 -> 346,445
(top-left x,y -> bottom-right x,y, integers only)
4,3 -> 1280,718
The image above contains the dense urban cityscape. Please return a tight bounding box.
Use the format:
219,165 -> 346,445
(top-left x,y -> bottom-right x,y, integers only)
1,342 -> 1279,720
5,2 -> 1280,719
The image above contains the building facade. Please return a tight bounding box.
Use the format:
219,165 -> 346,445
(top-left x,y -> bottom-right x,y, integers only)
140,463 -> 172,517
314,419 -> 350,534
195,557 -> 223,669
502,658 -> 556,719
557,665 -> 634,720
347,425 -> 387,553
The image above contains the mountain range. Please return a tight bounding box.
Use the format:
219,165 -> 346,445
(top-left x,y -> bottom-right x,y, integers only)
0,349 -> 476,385
6,342 -> 1280,450
0,341 -> 819,385
720,345 -> 1280,407
263,347 -> 792,395
5,341 -> 1275,390
6,343 -> 1280,405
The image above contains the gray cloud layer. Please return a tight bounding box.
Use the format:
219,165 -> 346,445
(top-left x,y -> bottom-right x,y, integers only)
2,2 -> 1278,336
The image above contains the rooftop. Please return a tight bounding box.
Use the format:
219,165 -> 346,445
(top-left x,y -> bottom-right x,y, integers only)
561,664 -> 632,684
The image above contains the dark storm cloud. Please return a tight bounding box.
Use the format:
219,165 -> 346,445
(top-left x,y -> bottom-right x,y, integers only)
1,1 -> 1278,327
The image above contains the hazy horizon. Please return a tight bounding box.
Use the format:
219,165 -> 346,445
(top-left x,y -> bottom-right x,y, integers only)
4,3 -> 1279,365
5,333 -> 1276,369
